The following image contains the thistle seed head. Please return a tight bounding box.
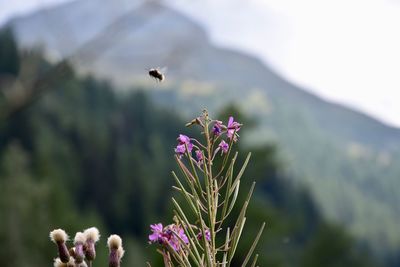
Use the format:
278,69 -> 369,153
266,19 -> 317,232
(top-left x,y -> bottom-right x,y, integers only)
84,227 -> 100,242
107,235 -> 122,250
50,229 -> 69,243
74,232 -> 86,245
107,234 -> 124,267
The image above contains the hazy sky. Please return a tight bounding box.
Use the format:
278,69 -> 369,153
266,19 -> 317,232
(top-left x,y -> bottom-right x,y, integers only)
1,0 -> 400,127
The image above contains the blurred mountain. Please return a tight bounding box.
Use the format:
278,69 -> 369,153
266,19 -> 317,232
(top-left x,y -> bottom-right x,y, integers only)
5,0 -> 400,258
0,42 -> 381,266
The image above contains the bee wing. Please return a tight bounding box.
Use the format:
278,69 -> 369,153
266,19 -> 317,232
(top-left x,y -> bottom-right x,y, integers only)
159,66 -> 168,74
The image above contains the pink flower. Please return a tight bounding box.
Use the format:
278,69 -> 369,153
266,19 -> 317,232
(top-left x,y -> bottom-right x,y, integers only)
227,116 -> 240,141
175,144 -> 186,154
166,225 -> 188,251
197,229 -> 211,241
149,223 -> 164,243
177,134 -> 191,144
219,140 -> 229,154
195,150 -> 203,165
178,227 -> 189,244
149,223 -> 189,251
212,121 -> 223,136
175,134 -> 193,156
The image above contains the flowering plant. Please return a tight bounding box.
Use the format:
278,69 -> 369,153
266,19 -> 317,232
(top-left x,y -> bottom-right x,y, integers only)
49,228 -> 124,267
149,110 -> 265,267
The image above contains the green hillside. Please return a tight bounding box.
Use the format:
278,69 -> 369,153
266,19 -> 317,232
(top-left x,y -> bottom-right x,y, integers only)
4,0 -> 400,262
0,39 -> 383,266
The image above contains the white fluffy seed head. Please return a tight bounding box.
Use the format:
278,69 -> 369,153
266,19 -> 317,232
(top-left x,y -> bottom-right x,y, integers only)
53,257 -> 75,267
107,234 -> 122,250
117,246 -> 125,259
74,232 -> 86,244
50,229 -> 69,243
53,258 -> 64,267
77,260 -> 88,267
67,257 -> 75,267
84,227 -> 100,242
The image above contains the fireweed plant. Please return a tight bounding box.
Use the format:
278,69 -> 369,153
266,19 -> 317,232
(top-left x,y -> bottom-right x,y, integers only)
48,111 -> 264,267
148,110 -> 265,267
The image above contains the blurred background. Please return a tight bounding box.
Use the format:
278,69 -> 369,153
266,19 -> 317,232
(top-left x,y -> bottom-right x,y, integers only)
0,0 -> 399,266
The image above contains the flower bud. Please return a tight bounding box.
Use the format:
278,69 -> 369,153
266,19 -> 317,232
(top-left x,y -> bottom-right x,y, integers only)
50,229 -> 70,263
107,235 -> 124,267
185,117 -> 204,127
74,232 -> 86,263
84,227 -> 100,261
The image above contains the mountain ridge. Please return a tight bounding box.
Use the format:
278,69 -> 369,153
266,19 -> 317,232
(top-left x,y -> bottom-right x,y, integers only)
4,0 -> 400,258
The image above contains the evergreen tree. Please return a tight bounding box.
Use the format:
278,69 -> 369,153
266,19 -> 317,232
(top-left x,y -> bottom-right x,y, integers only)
0,27 -> 19,76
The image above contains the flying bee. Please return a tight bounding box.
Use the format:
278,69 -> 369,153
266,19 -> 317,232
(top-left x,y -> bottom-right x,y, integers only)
148,67 -> 165,82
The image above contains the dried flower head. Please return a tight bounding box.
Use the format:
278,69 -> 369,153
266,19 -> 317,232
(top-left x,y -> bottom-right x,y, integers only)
73,232 -> 86,263
53,257 -> 75,267
74,232 -> 86,244
117,246 -> 125,259
50,229 -> 70,263
50,229 -> 69,243
84,227 -> 100,243
107,234 -> 122,250
107,234 -> 124,267
84,227 -> 100,261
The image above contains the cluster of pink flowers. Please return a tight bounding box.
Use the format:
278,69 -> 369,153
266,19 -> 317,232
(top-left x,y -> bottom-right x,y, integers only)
149,223 -> 211,251
212,116 -> 241,140
149,223 -> 189,251
174,134 -> 193,157
150,115 -> 242,256
174,116 -> 241,160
